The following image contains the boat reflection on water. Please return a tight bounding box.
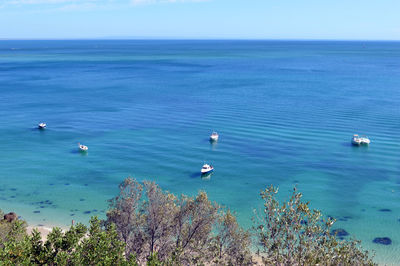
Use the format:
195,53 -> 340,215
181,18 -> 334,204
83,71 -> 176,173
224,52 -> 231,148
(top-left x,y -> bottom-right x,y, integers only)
201,172 -> 213,180
210,140 -> 217,150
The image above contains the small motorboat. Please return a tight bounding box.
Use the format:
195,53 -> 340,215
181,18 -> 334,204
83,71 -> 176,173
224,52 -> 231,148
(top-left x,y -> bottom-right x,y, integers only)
209,132 -> 219,142
201,163 -> 214,174
78,143 -> 88,151
38,123 -> 47,129
351,134 -> 370,145
351,134 -> 361,145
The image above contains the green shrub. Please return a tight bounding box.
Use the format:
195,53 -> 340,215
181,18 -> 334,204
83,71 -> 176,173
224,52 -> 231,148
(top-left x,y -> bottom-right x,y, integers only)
253,186 -> 375,265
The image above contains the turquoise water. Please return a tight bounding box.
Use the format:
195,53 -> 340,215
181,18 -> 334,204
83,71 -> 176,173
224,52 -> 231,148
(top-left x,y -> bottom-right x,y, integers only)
0,40 -> 399,264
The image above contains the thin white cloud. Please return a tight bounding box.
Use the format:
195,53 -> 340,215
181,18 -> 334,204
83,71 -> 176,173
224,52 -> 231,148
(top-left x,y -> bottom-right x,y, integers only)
0,0 -> 108,12
131,0 -> 209,6
0,0 -> 109,11
0,0 -> 210,10
3,0 -> 207,5
3,0 -> 108,6
7,0 -> 82,4
57,2 -> 98,11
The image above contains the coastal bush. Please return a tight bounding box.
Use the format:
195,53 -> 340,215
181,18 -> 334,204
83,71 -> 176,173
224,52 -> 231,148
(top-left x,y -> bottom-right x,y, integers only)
106,177 -> 253,265
210,210 -> 253,265
253,185 -> 376,265
0,210 -> 29,265
0,210 -> 27,248
0,216 -> 133,265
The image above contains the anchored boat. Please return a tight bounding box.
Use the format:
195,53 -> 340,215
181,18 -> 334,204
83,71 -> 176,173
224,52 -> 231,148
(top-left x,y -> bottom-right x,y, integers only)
351,134 -> 370,145
201,163 -> 214,174
209,132 -> 219,142
78,143 -> 88,151
38,123 -> 47,129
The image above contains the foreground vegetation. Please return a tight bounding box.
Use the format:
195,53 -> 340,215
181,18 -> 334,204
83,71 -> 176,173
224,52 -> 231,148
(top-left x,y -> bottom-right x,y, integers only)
0,178 -> 375,265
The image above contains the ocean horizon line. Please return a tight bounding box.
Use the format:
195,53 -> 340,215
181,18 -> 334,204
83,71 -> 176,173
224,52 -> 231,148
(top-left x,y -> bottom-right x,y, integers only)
1,38 -> 400,42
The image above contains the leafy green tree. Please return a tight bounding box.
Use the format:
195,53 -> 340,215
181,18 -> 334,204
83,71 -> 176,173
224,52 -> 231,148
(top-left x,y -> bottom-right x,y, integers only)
28,223 -> 86,264
0,215 -> 133,265
0,211 -> 27,246
253,185 -> 375,265
74,217 -> 134,265
0,210 -> 30,265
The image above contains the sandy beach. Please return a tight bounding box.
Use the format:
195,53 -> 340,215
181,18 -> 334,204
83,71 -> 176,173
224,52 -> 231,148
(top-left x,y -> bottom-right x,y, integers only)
26,223 -> 70,242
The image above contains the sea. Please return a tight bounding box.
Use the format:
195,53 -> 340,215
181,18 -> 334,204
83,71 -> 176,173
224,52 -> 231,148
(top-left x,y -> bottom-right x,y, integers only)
0,40 -> 399,264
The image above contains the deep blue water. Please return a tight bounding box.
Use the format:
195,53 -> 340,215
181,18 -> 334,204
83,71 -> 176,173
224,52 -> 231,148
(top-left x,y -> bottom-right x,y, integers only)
0,40 -> 399,264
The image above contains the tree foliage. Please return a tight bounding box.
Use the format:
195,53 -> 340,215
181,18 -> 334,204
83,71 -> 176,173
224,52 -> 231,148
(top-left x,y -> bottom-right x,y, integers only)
211,210 -> 253,265
0,180 -> 376,265
0,210 -> 27,246
0,216 -> 133,265
253,185 -> 376,265
107,177 -> 253,265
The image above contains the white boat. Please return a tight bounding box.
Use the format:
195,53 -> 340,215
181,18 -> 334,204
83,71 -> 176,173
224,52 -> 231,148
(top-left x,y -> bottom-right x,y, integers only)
201,164 -> 214,174
351,134 -> 370,145
359,135 -> 371,144
38,123 -> 46,129
78,143 -> 88,151
209,132 -> 219,142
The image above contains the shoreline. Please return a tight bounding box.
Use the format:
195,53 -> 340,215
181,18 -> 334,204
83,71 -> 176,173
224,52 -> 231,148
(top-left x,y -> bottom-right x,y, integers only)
26,225 -> 54,241
25,221 -> 70,241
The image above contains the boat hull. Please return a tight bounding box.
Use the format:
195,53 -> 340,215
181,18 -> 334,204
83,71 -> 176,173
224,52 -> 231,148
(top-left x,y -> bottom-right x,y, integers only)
79,146 -> 88,152
201,172 -> 213,179
201,169 -> 214,174
352,139 -> 370,145
360,138 -> 370,144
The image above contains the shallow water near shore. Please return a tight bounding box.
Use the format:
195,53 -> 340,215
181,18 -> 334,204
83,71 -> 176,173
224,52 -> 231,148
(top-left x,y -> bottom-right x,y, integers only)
0,40 -> 399,264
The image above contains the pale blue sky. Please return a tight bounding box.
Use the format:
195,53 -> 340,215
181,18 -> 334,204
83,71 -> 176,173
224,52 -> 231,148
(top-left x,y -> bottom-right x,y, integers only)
1,0 -> 399,40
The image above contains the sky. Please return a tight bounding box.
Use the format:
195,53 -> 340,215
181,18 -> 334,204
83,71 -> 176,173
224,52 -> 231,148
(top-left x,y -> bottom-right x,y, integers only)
1,0 -> 400,40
